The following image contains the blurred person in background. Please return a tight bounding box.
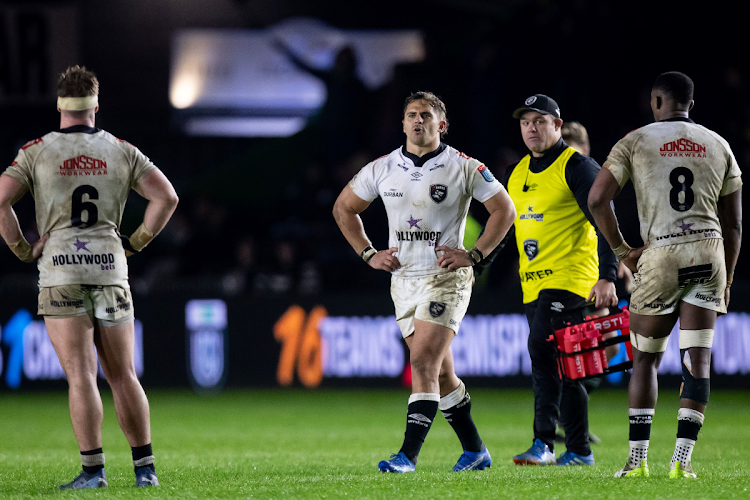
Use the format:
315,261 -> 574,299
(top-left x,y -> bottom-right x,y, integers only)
0,66 -> 178,489
333,91 -> 515,473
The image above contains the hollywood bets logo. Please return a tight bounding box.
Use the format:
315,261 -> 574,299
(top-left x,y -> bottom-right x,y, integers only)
660,138 -> 707,158
59,155 -> 107,176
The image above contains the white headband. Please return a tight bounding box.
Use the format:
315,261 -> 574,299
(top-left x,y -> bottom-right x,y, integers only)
57,95 -> 98,111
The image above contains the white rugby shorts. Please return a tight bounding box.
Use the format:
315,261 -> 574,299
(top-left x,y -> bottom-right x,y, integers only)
630,238 -> 726,316
38,284 -> 135,326
390,267 -> 473,338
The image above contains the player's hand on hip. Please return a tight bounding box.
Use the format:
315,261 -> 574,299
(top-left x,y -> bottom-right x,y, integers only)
370,247 -> 401,272
30,233 -> 49,261
587,279 -> 618,308
435,246 -> 472,271
622,244 -> 647,273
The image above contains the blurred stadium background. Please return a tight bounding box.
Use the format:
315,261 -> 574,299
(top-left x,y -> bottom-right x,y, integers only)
1,1 -> 749,396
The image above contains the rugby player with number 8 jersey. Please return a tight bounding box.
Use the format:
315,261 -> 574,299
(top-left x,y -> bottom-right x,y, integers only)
588,71 -> 742,479
333,91 -> 516,473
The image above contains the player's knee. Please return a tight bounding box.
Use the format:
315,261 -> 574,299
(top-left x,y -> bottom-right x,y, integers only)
680,348 -> 710,404
631,331 -> 669,353
410,353 -> 440,378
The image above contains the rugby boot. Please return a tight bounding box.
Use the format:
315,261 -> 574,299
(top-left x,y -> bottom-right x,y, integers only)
59,469 -> 107,489
513,438 -> 556,465
378,452 -> 416,473
614,459 -> 650,477
556,450 -> 595,466
453,447 -> 492,471
669,461 -> 697,479
135,466 -> 160,486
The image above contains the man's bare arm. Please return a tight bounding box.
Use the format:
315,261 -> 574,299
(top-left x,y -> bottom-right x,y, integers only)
588,166 -> 645,271
0,175 -> 47,261
718,187 -> 742,286
127,168 -> 179,254
332,185 -> 400,272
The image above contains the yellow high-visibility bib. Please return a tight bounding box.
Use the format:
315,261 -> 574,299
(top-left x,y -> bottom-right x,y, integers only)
508,147 -> 598,303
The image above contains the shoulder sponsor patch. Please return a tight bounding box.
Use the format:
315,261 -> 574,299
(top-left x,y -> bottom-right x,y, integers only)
21,138 -> 43,150
478,164 -> 494,182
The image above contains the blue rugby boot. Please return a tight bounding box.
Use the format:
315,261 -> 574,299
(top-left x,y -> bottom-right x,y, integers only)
135,466 -> 160,486
59,469 -> 107,489
453,447 -> 492,471
556,450 -> 595,466
378,452 -> 416,473
513,438 -> 556,465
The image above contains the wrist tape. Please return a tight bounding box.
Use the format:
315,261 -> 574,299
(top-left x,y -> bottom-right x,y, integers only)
129,223 -> 155,252
360,245 -> 377,264
612,241 -> 632,260
467,247 -> 484,265
8,238 -> 33,263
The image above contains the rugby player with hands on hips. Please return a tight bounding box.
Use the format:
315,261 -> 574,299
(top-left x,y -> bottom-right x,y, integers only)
588,71 -> 742,479
333,91 -> 515,473
0,65 -> 178,489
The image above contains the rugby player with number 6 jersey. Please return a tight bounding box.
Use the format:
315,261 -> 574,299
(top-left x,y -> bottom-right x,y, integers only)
0,66 -> 178,489
588,71 -> 742,479
333,91 -> 515,473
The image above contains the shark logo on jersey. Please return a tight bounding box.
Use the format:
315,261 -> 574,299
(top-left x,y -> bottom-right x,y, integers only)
523,239 -> 539,261
429,302 -> 446,318
430,184 -> 447,204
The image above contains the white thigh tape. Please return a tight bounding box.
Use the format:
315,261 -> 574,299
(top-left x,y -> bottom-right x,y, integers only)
439,381 -> 466,411
631,331 -> 669,353
408,392 -> 440,404
679,329 -> 714,349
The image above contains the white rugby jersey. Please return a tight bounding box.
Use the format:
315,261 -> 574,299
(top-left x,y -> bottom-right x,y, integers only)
604,119 -> 742,248
3,126 -> 156,287
350,144 -> 504,277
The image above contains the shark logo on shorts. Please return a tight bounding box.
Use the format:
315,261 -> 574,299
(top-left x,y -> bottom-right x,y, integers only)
429,301 -> 446,318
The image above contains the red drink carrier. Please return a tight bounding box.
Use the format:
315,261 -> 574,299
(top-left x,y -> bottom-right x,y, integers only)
548,303 -> 634,382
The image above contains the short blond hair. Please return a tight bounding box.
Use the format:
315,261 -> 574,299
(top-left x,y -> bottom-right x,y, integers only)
57,65 -> 99,98
561,121 -> 589,149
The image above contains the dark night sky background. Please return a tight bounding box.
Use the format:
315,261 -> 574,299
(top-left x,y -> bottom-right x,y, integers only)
1,0 -> 748,293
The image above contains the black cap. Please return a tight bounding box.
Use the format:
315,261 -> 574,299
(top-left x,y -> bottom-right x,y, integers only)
512,94 -> 561,119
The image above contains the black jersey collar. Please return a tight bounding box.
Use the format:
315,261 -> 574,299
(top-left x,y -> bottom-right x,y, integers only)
401,142 -> 446,167
528,137 -> 567,173
59,125 -> 101,134
660,117 -> 695,123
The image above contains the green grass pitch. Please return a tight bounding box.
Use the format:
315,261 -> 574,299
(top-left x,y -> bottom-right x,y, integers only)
1,388 -> 748,498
